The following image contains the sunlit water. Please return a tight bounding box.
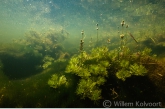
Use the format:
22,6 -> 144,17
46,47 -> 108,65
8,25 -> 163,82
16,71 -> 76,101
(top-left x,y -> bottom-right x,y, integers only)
0,0 -> 165,107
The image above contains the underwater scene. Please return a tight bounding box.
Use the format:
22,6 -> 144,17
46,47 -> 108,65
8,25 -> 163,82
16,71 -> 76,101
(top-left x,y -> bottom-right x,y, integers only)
0,0 -> 165,108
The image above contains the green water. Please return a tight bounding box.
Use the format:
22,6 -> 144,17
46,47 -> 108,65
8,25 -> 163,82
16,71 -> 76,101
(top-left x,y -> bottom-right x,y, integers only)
0,0 -> 165,108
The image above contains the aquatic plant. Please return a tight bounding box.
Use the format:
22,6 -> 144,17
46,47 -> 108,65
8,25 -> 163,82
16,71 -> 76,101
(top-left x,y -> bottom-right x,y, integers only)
79,30 -> 85,52
121,20 -> 125,34
8,29 -> 70,74
42,55 -> 54,69
80,39 -> 84,52
66,46 -> 110,101
88,36 -> 93,48
76,78 -> 102,100
118,20 -> 128,53
129,63 -> 147,76
65,45 -> 156,101
48,74 -> 68,89
81,30 -> 84,39
96,23 -> 99,42
13,29 -> 67,60
116,63 -> 148,81
141,47 -> 152,56
58,52 -> 70,60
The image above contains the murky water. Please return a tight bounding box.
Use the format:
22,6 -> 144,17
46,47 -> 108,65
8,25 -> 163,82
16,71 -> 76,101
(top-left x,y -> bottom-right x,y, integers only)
0,0 -> 165,107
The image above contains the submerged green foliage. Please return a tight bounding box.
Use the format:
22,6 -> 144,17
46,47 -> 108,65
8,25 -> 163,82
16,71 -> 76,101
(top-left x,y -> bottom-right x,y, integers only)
65,46 -> 151,101
141,47 -> 152,56
116,63 -> 148,81
42,55 -> 54,69
11,30 -> 69,70
48,74 -> 68,89
66,46 -> 111,101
